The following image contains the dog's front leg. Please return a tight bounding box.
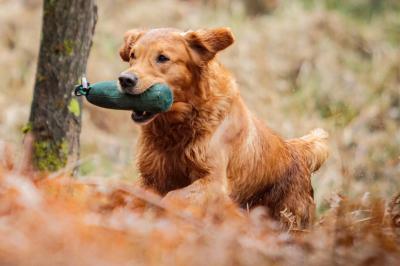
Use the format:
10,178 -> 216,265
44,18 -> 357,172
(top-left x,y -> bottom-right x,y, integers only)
162,115 -> 237,207
162,148 -> 230,206
162,176 -> 229,206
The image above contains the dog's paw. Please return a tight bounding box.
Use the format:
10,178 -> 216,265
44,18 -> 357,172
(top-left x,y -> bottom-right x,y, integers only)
162,188 -> 207,207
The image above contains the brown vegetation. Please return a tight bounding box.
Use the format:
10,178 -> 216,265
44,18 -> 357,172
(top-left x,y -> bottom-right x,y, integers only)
0,0 -> 398,264
0,150 -> 399,265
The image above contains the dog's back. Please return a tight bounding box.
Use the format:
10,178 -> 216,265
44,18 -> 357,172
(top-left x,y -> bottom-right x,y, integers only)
224,103 -> 329,227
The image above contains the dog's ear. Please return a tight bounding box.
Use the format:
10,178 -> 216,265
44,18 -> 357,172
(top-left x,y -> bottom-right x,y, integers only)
184,27 -> 234,62
119,29 -> 145,62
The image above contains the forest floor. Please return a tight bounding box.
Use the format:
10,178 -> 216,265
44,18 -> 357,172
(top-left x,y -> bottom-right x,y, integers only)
0,0 -> 399,264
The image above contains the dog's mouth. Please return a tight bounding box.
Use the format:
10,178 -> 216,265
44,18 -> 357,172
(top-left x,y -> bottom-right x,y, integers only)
131,110 -> 158,124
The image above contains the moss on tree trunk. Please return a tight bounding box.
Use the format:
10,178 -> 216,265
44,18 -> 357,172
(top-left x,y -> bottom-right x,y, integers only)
29,0 -> 97,172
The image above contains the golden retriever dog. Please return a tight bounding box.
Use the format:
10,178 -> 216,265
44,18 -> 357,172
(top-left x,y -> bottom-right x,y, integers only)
118,27 -> 329,227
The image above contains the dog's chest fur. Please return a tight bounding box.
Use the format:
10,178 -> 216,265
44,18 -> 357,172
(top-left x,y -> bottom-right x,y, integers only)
137,123 -> 212,195
137,96 -> 231,195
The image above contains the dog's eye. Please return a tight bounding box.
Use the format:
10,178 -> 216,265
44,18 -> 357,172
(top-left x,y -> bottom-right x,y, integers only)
156,54 -> 170,63
130,52 -> 136,60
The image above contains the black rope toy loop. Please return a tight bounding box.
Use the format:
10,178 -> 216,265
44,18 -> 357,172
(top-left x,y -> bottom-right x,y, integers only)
74,76 -> 91,96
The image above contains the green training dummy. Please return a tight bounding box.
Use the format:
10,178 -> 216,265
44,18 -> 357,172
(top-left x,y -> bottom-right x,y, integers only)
74,77 -> 173,113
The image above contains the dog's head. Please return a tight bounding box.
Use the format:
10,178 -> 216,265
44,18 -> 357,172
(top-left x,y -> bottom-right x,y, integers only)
119,27 -> 234,124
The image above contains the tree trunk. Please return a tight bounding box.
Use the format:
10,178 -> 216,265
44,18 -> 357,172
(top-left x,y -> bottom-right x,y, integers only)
28,0 -> 97,172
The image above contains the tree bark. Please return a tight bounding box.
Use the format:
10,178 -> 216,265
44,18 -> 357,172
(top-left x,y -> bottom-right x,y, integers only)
28,0 -> 97,172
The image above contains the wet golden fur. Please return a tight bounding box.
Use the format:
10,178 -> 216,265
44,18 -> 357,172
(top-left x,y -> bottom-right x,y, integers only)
119,27 -> 329,227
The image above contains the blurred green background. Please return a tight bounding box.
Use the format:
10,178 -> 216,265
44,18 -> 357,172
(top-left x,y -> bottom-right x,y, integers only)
0,0 -> 399,214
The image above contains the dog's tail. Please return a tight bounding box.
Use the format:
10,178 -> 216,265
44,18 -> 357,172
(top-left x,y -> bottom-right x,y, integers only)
288,128 -> 329,173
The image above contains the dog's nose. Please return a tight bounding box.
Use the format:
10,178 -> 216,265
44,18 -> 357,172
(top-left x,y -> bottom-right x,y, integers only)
118,72 -> 138,89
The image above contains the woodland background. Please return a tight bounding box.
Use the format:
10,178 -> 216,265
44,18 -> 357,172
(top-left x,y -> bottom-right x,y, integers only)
0,0 -> 399,265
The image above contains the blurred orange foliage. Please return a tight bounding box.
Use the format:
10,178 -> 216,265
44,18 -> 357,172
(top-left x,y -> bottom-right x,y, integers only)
0,143 -> 398,266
